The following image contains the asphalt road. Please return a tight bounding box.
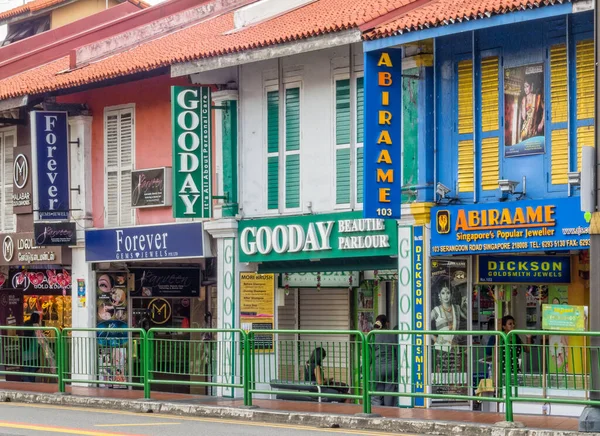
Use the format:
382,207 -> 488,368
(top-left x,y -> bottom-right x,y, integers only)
0,403 -> 418,436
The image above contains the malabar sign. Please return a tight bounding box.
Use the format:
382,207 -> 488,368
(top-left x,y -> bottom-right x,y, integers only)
171,87 -> 212,218
30,111 -> 70,220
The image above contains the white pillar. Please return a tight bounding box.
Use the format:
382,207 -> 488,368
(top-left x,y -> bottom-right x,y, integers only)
205,218 -> 252,398
68,116 -> 95,383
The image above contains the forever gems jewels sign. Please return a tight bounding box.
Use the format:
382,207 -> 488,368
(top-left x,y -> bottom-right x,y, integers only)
30,111 -> 70,220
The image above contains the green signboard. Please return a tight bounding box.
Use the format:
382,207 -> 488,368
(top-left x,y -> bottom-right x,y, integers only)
238,211 -> 398,262
542,304 -> 587,332
171,86 -> 212,218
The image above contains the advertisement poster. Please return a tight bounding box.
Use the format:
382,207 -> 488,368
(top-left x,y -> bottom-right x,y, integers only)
131,268 -> 200,297
504,64 -> 545,157
240,273 -> 275,352
543,304 -> 587,374
430,259 -> 469,398
77,279 -> 86,308
98,347 -> 127,389
131,168 -> 171,208
0,290 -> 23,376
96,272 -> 128,345
10,269 -> 72,294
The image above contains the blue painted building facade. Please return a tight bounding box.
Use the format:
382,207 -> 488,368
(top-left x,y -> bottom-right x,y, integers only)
363,3 -> 593,414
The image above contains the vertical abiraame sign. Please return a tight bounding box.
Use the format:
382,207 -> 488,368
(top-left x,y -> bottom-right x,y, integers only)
171,86 -> 212,218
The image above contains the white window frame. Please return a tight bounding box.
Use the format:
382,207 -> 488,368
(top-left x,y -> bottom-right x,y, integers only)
0,127 -> 16,233
332,70 -> 364,211
355,71 -> 364,209
264,83 -> 280,215
282,80 -> 302,214
103,104 -> 135,227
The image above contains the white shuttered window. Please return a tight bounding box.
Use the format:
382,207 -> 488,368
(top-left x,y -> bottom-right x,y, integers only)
0,129 -> 15,232
105,107 -> 134,227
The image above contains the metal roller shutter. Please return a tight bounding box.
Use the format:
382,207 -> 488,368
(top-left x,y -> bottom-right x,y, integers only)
298,288 -> 350,384
277,289 -> 298,380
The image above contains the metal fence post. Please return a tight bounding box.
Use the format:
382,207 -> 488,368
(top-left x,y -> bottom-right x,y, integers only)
57,328 -> 65,393
503,331 -> 513,422
362,331 -> 371,414
243,331 -> 251,407
144,329 -> 152,399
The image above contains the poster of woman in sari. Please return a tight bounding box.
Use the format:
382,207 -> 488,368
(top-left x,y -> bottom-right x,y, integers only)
504,64 -> 545,157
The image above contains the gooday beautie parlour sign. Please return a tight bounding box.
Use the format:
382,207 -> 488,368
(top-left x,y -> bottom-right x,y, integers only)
238,212 -> 398,262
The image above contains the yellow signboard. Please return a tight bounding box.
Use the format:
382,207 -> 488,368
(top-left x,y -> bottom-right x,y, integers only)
240,273 -> 275,352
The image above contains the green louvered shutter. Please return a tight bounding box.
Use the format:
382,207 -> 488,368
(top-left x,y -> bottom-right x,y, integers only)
267,91 -> 279,210
356,77 -> 364,203
285,87 -> 300,209
336,79 -> 351,204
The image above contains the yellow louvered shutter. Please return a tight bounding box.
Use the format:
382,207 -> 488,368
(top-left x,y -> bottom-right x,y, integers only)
550,45 -> 568,123
576,40 -> 594,121
481,137 -> 499,190
578,126 -> 595,171
457,60 -> 474,193
481,57 -> 499,132
458,140 -> 474,192
458,60 -> 473,134
551,129 -> 569,185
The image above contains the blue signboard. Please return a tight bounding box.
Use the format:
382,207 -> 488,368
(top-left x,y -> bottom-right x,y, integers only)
431,197 -> 589,256
412,226 -> 425,407
478,255 -> 571,283
30,111 -> 70,220
364,49 -> 402,220
85,222 -> 204,262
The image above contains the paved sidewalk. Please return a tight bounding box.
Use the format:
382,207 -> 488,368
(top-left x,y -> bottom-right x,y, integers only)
0,381 -> 586,435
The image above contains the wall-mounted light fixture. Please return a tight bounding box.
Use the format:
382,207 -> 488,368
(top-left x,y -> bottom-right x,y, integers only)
498,176 -> 526,199
435,182 -> 459,204
568,171 -> 581,187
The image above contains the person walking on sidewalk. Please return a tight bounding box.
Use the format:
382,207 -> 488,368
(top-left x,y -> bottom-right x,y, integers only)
21,312 -> 41,382
371,314 -> 398,407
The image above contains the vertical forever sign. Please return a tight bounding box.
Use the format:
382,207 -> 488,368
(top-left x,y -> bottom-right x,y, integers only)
172,86 -> 212,218
364,49 -> 402,219
30,111 -> 70,220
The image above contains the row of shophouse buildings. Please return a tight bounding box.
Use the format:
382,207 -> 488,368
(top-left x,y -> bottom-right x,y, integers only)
0,0 -> 595,415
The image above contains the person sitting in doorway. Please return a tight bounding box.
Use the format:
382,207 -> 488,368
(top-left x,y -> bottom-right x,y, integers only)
304,347 -> 349,400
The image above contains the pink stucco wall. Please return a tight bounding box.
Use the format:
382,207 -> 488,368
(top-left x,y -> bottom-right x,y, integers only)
59,74 -> 195,228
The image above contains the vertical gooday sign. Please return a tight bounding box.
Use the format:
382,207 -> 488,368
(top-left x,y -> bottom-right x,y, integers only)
364,49 -> 402,219
171,87 -> 212,218
397,226 -> 412,407
30,111 -> 70,220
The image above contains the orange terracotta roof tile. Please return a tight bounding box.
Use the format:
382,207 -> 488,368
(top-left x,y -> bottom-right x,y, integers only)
365,0 -> 567,40
0,0 -> 149,22
0,0 -> 567,101
0,0 -> 421,99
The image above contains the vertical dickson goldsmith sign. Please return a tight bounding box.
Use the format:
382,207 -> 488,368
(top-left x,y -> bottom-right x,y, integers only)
171,87 -> 212,218
30,111 -> 70,220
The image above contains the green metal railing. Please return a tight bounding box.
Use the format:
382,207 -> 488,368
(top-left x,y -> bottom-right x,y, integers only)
0,326 -> 61,386
62,328 -> 146,392
145,328 -> 246,400
364,330 -> 511,418
246,329 -> 365,406
3,326 -> 600,422
508,329 -> 600,413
